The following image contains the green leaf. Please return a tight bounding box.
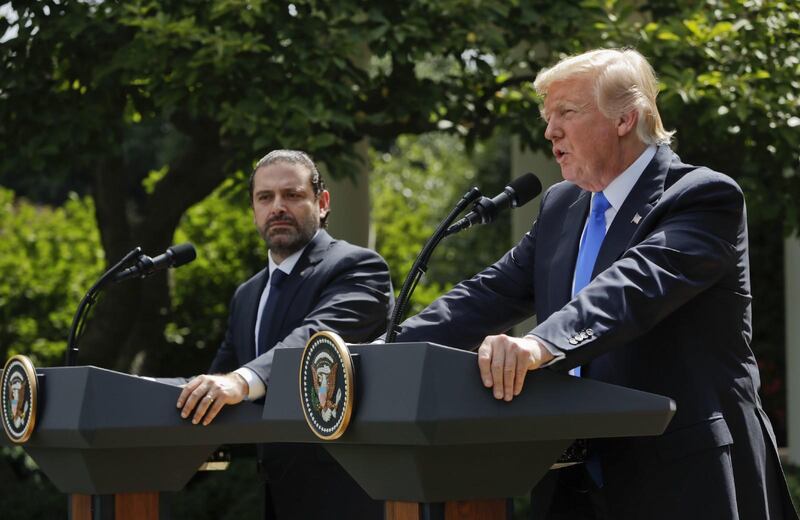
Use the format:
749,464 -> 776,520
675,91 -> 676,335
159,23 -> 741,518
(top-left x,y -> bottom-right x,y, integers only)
657,31 -> 681,41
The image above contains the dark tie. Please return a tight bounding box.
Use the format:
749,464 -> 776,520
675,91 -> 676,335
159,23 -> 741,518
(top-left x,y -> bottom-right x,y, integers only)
256,269 -> 289,357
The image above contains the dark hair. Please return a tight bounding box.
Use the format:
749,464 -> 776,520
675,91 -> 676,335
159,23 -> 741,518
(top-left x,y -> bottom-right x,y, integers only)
249,149 -> 328,227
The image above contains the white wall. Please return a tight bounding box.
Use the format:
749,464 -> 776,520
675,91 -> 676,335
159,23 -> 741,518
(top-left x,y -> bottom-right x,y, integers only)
324,140 -> 370,248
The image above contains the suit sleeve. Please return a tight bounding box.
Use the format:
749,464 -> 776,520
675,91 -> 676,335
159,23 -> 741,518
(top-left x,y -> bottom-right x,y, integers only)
532,172 -> 744,369
243,249 -> 392,385
393,188 -> 555,350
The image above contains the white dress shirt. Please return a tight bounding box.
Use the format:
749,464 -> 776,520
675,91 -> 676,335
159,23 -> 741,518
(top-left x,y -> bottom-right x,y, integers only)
234,232 -> 318,400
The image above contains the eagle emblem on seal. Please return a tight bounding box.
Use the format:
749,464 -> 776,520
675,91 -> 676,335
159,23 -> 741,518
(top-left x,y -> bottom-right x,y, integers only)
310,351 -> 342,422
9,373 -> 28,429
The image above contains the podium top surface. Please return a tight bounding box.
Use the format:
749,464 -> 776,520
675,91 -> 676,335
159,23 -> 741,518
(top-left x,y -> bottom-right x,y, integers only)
11,342 -> 674,449
17,365 -> 267,449
263,342 -> 675,445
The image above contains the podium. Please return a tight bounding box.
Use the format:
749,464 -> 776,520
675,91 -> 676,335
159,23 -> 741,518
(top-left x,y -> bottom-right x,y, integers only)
4,342 -> 675,519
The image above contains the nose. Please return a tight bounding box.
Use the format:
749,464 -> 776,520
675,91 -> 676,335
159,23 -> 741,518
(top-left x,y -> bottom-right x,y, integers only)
544,117 -> 560,142
271,194 -> 288,212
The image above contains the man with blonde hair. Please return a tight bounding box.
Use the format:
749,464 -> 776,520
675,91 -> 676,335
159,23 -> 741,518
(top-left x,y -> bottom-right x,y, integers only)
395,49 -> 796,518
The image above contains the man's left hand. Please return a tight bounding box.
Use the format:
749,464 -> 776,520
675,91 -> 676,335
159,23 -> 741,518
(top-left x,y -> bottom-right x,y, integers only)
176,373 -> 249,426
477,334 -> 554,401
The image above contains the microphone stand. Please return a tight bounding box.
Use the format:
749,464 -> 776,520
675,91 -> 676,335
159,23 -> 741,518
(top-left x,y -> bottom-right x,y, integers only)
64,247 -> 143,366
385,187 -> 482,343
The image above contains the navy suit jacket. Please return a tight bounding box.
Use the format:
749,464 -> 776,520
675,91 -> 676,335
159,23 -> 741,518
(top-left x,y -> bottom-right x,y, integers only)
208,230 -> 392,518
209,229 -> 392,382
396,146 -> 795,518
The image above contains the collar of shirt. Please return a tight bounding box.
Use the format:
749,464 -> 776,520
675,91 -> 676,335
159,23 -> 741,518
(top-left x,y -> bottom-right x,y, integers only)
572,145 -> 656,295
597,145 -> 657,229
266,229 -> 320,278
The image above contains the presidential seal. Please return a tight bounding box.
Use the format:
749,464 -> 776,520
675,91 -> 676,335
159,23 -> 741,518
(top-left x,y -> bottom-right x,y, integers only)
2,355 -> 38,444
299,331 -> 354,440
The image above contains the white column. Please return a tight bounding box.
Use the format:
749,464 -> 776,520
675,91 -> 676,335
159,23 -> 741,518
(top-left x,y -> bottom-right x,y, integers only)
326,43 -> 372,249
324,140 -> 371,248
786,236 -> 800,463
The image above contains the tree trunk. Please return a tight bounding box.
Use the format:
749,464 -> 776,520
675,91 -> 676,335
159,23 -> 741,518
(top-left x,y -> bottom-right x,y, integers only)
78,120 -> 226,376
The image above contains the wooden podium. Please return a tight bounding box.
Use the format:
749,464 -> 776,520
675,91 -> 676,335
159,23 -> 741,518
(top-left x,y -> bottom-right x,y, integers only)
3,342 -> 675,519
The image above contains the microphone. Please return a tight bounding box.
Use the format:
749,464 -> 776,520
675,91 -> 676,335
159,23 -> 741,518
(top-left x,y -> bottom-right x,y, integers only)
112,243 -> 197,283
446,173 -> 542,235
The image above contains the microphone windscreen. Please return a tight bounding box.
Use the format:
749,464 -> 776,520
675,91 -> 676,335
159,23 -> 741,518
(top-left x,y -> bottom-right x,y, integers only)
169,243 -> 197,267
509,173 -> 542,206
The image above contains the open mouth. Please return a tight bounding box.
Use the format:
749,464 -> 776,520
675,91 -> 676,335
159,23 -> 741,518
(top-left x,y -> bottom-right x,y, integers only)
553,148 -> 567,161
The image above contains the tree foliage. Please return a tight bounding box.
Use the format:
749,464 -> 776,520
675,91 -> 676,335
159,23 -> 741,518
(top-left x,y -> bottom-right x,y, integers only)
0,188 -> 103,366
0,0 -> 552,372
164,176 -> 264,376
0,0 -> 796,378
0,0 -> 798,514
371,132 -> 513,314
591,0 -> 800,232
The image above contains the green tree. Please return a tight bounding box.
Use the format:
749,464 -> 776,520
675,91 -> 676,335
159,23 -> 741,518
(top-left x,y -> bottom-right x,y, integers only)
1,0 -> 796,390
0,0 -> 553,373
582,0 -> 800,443
371,132 -> 513,314
164,175 -> 264,376
0,188 -> 103,366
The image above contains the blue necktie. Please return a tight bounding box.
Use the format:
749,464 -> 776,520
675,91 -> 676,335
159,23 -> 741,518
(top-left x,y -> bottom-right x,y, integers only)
572,191 -> 610,488
573,191 -> 611,296
571,192 -> 610,379
256,269 -> 289,357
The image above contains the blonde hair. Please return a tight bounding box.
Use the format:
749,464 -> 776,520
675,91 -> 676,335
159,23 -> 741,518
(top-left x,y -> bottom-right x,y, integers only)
534,48 -> 674,145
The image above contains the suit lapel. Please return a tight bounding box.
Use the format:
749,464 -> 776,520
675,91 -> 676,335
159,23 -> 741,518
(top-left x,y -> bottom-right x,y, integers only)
264,230 -> 333,348
245,269 -> 269,361
548,189 -> 590,308
593,146 -> 672,276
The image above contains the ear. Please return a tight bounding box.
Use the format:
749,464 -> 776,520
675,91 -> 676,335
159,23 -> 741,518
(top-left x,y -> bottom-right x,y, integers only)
318,190 -> 331,218
616,109 -> 639,137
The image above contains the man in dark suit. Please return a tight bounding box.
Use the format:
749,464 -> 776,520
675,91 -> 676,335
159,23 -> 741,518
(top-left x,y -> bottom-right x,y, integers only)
395,49 -> 796,519
177,149 -> 391,518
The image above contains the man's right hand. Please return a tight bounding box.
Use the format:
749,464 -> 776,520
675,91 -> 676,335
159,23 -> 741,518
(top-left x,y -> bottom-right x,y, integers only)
477,334 -> 554,402
176,373 -> 249,426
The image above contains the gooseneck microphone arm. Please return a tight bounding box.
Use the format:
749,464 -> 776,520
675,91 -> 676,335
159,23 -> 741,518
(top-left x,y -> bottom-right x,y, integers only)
445,172 -> 542,236
384,173 -> 542,344
65,247 -> 144,366
385,187 -> 482,344
64,243 -> 197,366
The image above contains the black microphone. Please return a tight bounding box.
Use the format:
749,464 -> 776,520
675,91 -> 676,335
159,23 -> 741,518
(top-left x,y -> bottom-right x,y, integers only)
446,173 -> 542,235
112,243 -> 197,283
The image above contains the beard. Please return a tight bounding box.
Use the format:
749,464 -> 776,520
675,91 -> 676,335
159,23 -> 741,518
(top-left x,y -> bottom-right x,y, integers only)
260,213 -> 318,258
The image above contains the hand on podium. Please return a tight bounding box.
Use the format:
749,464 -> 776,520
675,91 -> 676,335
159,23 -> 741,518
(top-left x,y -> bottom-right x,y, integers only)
477,334 -> 554,402
176,373 -> 249,425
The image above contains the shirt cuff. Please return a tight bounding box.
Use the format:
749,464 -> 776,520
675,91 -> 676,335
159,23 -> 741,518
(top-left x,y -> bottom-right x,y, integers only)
525,334 -> 565,367
234,367 -> 266,400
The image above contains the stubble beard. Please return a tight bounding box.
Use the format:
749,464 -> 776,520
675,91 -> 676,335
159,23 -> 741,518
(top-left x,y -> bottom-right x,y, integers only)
261,215 -> 319,259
